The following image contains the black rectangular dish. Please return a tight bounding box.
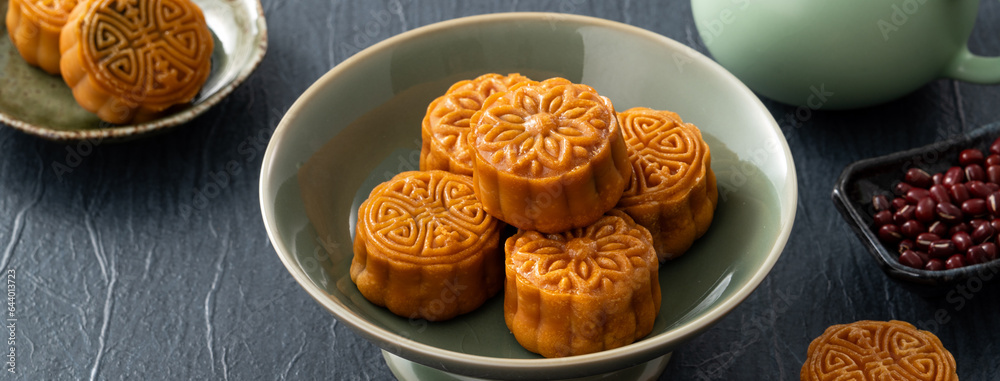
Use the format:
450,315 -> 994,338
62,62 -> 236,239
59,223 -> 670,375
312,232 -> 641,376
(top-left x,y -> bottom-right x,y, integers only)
832,123 -> 1000,296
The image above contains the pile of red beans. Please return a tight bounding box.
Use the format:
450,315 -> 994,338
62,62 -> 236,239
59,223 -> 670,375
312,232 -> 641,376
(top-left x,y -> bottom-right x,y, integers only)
873,137 -> 1000,271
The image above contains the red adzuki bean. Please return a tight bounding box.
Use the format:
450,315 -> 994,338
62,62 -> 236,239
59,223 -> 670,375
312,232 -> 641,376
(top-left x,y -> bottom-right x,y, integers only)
988,154 -> 1000,166
966,164 -> 986,182
968,181 -> 992,199
892,197 -> 908,210
962,199 -> 988,218
960,148 -> 985,166
915,232 -> 939,249
925,258 -> 946,271
929,184 -> 951,204
988,165 -> 1000,184
899,250 -> 924,269
990,137 -> 1000,155
929,240 -> 956,258
895,182 -> 913,196
872,195 -> 891,211
928,221 -> 948,236
946,254 -> 966,269
905,188 -> 930,204
898,239 -> 916,253
915,197 -> 937,222
949,184 -> 971,203
905,168 -> 933,188
952,231 -> 973,252
901,220 -> 925,238
943,167 -> 965,186
972,223 -> 996,244
935,202 -> 963,223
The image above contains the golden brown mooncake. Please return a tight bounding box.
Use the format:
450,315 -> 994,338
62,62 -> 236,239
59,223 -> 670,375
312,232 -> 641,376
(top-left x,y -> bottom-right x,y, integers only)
59,0 -> 214,124
801,320 -> 958,381
421,73 -> 532,176
469,77 -> 631,233
615,107 -> 718,261
504,211 -> 660,358
5,0 -> 78,74
351,170 -> 504,322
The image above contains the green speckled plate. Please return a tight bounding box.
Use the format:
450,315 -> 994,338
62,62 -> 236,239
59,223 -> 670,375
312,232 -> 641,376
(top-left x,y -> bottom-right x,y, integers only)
260,13 -> 797,381
0,0 -> 267,141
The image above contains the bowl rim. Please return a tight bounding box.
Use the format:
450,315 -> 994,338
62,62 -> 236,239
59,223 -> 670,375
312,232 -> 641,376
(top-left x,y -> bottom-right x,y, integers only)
831,122 -> 1000,290
0,0 -> 269,141
259,11 -> 798,377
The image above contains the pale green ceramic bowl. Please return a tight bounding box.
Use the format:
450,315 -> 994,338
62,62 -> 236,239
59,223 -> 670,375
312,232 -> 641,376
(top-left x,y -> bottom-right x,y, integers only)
0,0 -> 267,141
260,13 -> 797,381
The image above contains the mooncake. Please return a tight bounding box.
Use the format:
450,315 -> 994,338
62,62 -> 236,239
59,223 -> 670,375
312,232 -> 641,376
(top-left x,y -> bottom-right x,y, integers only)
616,107 -> 718,261
5,0 -> 78,74
59,0 -> 214,124
504,211 -> 660,358
801,320 -> 958,381
469,77 -> 631,233
421,73 -> 532,176
351,170 -> 504,322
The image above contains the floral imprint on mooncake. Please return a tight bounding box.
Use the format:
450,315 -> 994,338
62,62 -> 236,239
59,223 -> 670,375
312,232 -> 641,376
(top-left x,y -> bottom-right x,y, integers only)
801,320 -> 959,381
616,107 -> 718,260
504,211 -> 660,357
352,170 -> 504,321
509,213 -> 656,293
469,78 -> 631,233
421,73 -> 532,176
472,78 -> 613,177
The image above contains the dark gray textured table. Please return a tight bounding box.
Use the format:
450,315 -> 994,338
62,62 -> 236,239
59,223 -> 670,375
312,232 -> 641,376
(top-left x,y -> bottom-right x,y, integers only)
3,1 -> 1000,379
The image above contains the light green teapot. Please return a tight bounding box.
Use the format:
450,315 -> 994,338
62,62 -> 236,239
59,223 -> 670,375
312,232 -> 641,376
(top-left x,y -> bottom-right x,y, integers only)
692,0 -> 1000,109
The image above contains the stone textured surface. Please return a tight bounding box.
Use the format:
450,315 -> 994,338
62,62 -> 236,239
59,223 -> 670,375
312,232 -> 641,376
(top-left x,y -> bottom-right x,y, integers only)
2,0 -> 1000,379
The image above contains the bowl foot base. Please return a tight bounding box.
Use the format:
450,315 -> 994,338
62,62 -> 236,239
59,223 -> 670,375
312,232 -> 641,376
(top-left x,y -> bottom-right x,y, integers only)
382,350 -> 672,381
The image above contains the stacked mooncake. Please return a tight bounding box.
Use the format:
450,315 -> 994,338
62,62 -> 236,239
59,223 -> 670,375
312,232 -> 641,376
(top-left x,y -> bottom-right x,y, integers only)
351,73 -> 718,358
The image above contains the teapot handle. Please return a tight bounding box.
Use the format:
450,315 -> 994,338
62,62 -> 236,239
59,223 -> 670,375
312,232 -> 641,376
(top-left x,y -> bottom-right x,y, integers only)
944,45 -> 1000,83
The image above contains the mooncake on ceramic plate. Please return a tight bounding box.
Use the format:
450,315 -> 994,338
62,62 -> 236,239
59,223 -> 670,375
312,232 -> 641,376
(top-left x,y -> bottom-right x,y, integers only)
469,77 -> 631,233
5,0 -> 77,74
351,170 -> 504,322
421,73 -> 532,176
59,0 -> 214,124
504,211 -> 660,358
616,107 -> 718,261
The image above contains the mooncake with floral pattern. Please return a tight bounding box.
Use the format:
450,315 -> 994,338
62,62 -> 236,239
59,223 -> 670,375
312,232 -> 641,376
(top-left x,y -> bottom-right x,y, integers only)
421,73 -> 532,176
469,77 -> 631,233
504,211 -> 659,357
